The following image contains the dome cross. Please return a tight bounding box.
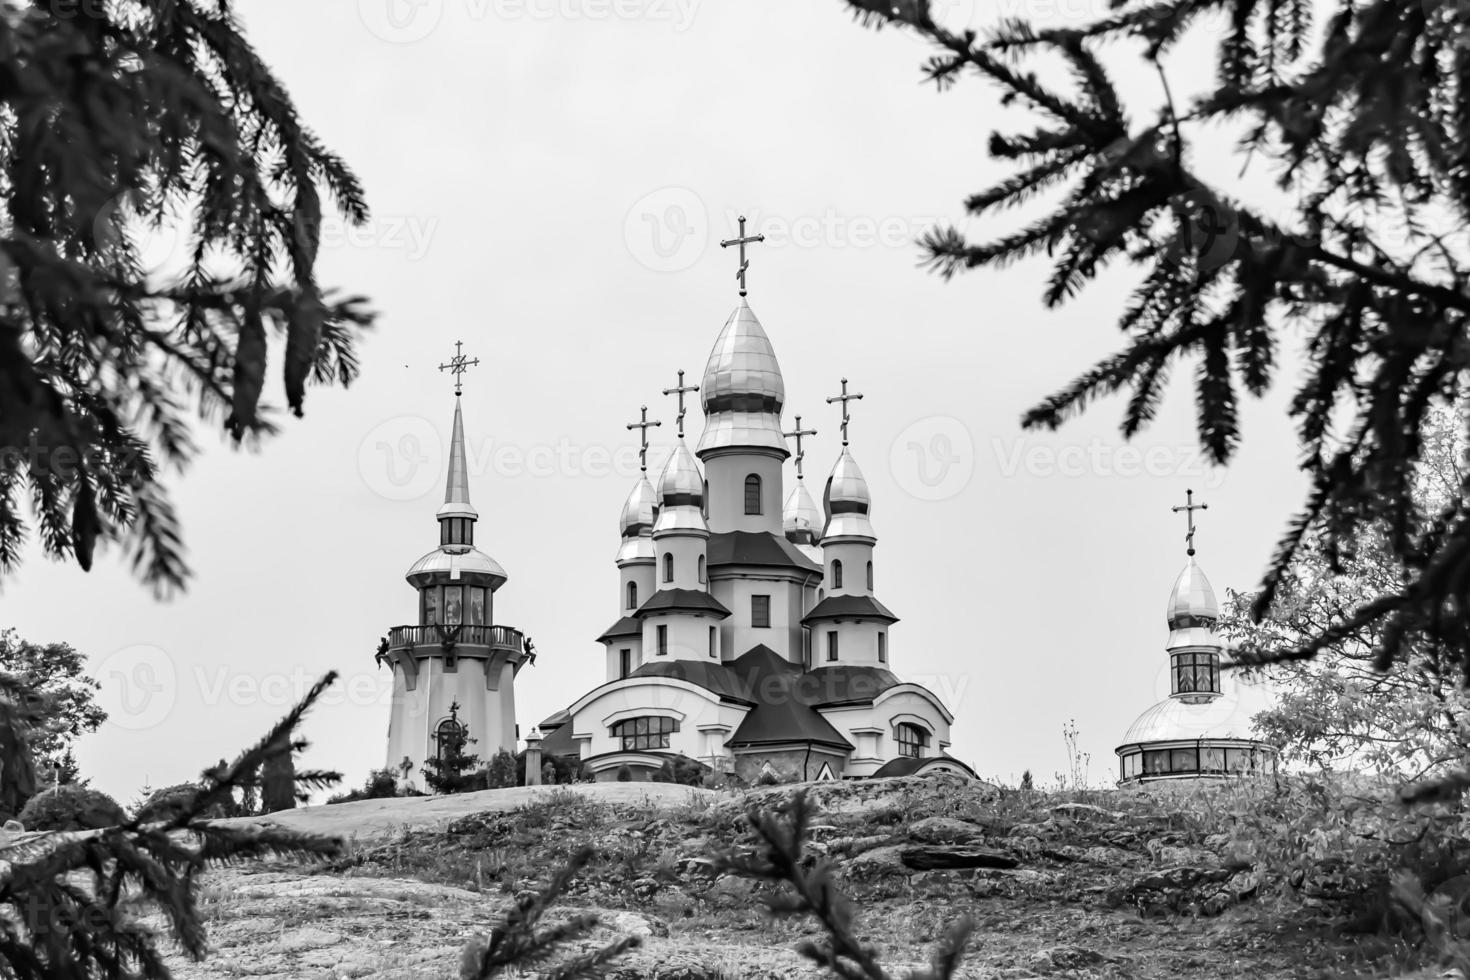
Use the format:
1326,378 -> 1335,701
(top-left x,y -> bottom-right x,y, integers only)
662,369 -> 700,439
784,415 -> 817,480
719,215 -> 766,297
825,378 -> 864,447
625,405 -> 662,474
437,340 -> 480,396
1172,489 -> 1209,556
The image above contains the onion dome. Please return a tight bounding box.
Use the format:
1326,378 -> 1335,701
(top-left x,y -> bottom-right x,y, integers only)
822,450 -> 875,541
617,477 -> 657,563
654,441 -> 707,534
1166,557 -> 1219,627
783,483 -> 821,541
437,398 -> 478,521
696,301 -> 788,457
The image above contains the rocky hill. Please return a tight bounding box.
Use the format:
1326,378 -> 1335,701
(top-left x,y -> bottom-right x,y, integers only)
166,777 -> 1437,979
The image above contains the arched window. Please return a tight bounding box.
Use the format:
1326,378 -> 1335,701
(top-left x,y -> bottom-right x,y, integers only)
626,581 -> 638,610
698,555 -> 706,584
744,475 -> 762,515
866,561 -> 874,591
434,717 -> 466,761
611,716 -> 678,751
708,625 -> 717,658
832,560 -> 843,589
663,553 -> 674,583
896,723 -> 929,759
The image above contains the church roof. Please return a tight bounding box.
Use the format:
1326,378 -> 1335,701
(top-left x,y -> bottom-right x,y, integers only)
728,694 -> 853,750
802,665 -> 902,706
627,659 -> 758,704
405,545 -> 507,586
538,719 -> 579,758
596,615 -> 641,643
784,482 -> 821,540
707,530 -> 821,573
1166,556 -> 1219,627
620,478 -> 657,537
697,301 -> 788,456
802,595 -> 898,625
822,450 -> 875,540
635,589 -> 731,618
437,397 -> 478,521
1119,693 -> 1258,746
871,755 -> 978,779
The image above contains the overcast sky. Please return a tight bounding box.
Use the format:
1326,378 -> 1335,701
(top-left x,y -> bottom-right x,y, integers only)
5,0 -> 1309,800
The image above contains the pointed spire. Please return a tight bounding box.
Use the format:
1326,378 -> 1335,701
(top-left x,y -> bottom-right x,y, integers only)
437,398 -> 478,521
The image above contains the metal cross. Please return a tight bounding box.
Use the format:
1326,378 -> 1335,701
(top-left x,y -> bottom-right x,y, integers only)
625,405 -> 662,474
825,378 -> 864,447
437,340 -> 480,396
783,415 -> 817,481
1172,489 -> 1209,556
719,215 -> 766,298
662,368 -> 700,439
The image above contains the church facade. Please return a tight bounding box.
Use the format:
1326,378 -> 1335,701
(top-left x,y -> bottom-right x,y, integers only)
536,278 -> 972,783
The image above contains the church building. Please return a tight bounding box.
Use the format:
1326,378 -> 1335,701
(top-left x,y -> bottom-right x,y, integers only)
1115,493 -> 1278,785
535,229 -> 972,783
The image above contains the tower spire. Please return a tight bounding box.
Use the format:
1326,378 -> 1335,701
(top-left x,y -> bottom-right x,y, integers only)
1172,489 -> 1208,557
826,378 -> 864,447
719,215 -> 766,298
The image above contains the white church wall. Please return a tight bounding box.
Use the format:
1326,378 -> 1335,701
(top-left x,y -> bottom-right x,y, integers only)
641,612 -> 720,662
652,534 -> 707,591
618,560 -> 655,615
568,678 -> 744,767
714,572 -> 803,663
703,451 -> 784,534
810,620 -> 886,668
385,655 -> 518,789
823,540 -> 874,597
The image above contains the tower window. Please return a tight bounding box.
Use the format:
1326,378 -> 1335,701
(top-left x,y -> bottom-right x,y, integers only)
469,588 -> 486,626
751,595 -> 771,628
826,630 -> 839,662
657,624 -> 668,656
619,648 -> 631,678
709,626 -> 717,658
422,588 -> 440,625
612,716 -> 678,751
443,586 -> 463,625
698,555 -> 706,584
663,553 -> 674,583
832,560 -> 843,589
434,715 -> 467,762
866,561 -> 874,591
626,581 -> 638,610
877,632 -> 886,663
1172,652 -> 1220,695
896,723 -> 929,759
744,475 -> 762,515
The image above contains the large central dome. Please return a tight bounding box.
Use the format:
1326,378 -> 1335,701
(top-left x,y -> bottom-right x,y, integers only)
697,300 -> 788,456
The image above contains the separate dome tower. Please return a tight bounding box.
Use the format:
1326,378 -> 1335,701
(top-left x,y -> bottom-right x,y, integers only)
782,414 -> 821,560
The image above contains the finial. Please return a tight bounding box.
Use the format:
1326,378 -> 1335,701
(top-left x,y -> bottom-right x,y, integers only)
825,378 -> 864,447
784,415 -> 817,481
437,340 -> 480,396
662,369 -> 700,440
1172,489 -> 1208,557
719,215 -> 766,298
626,405 -> 662,474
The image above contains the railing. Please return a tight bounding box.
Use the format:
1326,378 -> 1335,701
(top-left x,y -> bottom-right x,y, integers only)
387,624 -> 525,653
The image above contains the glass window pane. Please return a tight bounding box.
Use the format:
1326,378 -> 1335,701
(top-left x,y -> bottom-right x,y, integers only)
469,588 -> 486,626
1201,747 -> 1225,771
443,586 -> 462,625
423,588 -> 439,625
1170,748 -> 1198,772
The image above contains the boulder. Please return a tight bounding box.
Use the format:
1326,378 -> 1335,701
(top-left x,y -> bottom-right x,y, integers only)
1109,864 -> 1259,916
899,845 -> 1019,871
906,816 -> 988,846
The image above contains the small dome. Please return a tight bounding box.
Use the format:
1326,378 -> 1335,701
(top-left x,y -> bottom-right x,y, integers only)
822,450 -> 875,540
783,483 -> 820,537
405,546 -> 507,588
654,441 -> 707,535
1121,692 -> 1252,744
620,477 -> 657,536
1166,557 -> 1219,627
696,301 -> 787,456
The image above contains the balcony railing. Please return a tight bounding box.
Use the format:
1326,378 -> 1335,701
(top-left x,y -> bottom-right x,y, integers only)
387,624 -> 525,654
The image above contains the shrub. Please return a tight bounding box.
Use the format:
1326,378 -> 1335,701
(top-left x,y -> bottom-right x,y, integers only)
327,767 -> 401,804
135,782 -> 232,824
18,785 -> 125,832
486,749 -> 517,790
616,765 -> 632,782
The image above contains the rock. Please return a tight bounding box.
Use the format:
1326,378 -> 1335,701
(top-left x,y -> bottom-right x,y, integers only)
1048,802 -> 1127,820
899,845 -> 1019,871
707,874 -> 756,904
827,833 -> 895,857
844,844 -> 909,878
606,910 -> 668,939
907,816 -> 988,846
1081,845 -> 1133,867
1109,864 -> 1259,916
274,927 -> 342,952
1029,944 -> 1110,972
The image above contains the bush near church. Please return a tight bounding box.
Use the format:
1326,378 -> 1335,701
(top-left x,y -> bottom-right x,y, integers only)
327,768 -> 401,804
135,782 -> 233,823
17,785 -> 125,832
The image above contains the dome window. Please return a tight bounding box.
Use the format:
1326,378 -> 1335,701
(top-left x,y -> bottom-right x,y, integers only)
612,715 -> 678,751
744,475 -> 763,515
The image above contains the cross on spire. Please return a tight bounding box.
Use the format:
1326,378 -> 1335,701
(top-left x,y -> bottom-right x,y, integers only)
437,341 -> 481,396
662,369 -> 700,439
719,215 -> 766,297
826,378 -> 864,447
625,405 -> 662,474
784,415 -> 817,481
1172,489 -> 1209,556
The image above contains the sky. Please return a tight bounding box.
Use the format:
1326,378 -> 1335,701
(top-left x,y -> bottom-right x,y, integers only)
5,0 -> 1312,800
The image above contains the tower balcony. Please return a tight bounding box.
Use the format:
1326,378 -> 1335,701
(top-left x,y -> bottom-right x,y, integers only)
381,624 -> 533,693
387,623 -> 527,655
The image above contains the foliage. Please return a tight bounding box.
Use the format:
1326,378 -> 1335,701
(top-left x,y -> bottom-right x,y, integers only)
17,785 -> 124,832
458,846 -> 640,979
486,749 -> 517,790
651,755 -> 708,786
0,0 -> 374,594
714,790 -> 975,978
845,0 -> 1470,674
0,670 -> 342,979
135,782 -> 233,824
422,703 -> 482,795
1020,770 -> 1033,792
326,767 -> 400,805
0,631 -> 105,787
261,738 -> 298,812
615,765 -> 632,783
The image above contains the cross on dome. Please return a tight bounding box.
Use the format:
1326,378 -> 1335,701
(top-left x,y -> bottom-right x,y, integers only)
826,378 -> 864,447
625,405 -> 662,473
719,215 -> 765,297
784,415 -> 817,480
1172,489 -> 1208,556
662,368 -> 699,439
437,341 -> 480,396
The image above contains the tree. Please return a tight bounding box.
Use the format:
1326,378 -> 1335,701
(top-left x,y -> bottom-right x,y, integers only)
486,748 -> 517,790
0,630 -> 105,788
261,738 -> 297,813
421,702 -> 481,794
1221,404 -> 1470,779
845,0 -> 1470,675
0,0 -> 373,595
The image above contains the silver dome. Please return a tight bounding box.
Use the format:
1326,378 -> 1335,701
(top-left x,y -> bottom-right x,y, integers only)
1166,557 -> 1219,626
822,450 -> 875,540
654,440 -> 707,535
620,477 -> 657,535
783,482 -> 821,536
405,545 -> 507,585
1121,692 -> 1253,744
696,301 -> 788,456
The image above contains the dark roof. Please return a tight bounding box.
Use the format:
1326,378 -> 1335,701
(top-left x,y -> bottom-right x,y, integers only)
802,595 -> 898,624
539,707 -> 571,729
729,694 -> 852,749
538,721 -> 579,758
627,660 -> 757,704
872,755 -> 978,779
802,665 -> 902,706
635,589 -> 731,618
596,615 -> 641,643
707,531 -> 821,573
